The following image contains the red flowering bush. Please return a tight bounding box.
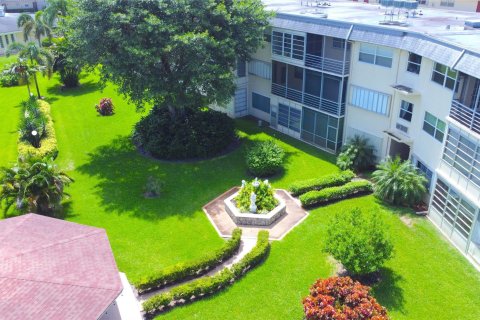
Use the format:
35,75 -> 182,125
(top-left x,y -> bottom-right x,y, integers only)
95,98 -> 115,116
303,277 -> 389,320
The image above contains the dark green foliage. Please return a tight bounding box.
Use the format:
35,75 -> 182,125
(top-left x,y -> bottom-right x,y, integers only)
133,106 -> 236,160
18,97 -> 47,148
324,208 -> 394,275
69,0 -> 271,111
135,228 -> 242,294
0,156 -> 73,217
372,157 -> 428,206
299,180 -> 373,208
337,135 -> 375,172
235,179 -> 278,213
289,170 -> 355,196
142,230 -> 270,318
52,37 -> 82,88
246,140 -> 285,177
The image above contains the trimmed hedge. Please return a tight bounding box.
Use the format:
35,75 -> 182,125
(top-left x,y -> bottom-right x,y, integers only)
135,228 -> 242,294
299,180 -> 373,208
289,170 -> 355,196
18,100 -> 58,160
143,230 -> 270,318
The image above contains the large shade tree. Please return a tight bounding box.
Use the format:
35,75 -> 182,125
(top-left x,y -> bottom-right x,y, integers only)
68,0 -> 271,114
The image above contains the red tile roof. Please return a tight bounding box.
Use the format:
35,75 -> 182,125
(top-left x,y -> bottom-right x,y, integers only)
0,214 -> 123,320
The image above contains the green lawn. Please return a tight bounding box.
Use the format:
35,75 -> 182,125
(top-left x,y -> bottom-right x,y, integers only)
1,57 -> 480,319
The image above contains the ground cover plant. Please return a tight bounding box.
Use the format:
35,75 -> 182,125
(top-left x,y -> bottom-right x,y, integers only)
1,56 -> 480,320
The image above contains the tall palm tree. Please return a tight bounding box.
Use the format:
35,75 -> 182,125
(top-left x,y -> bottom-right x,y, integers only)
6,42 -> 54,98
371,157 -> 428,207
0,156 -> 73,217
5,57 -> 42,97
17,11 -> 52,47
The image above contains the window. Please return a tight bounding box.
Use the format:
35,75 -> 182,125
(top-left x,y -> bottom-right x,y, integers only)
396,123 -> 408,134
332,38 -> 345,49
0,36 -> 3,49
272,30 -> 305,61
278,104 -> 301,132
263,29 -> 272,43
399,100 -> 413,122
407,52 -> 422,74
440,0 -> 455,7
236,59 -> 246,77
416,160 -> 433,191
350,85 -> 391,116
251,93 -> 270,114
301,107 -> 342,152
443,127 -> 480,187
248,60 -> 271,80
5,35 -> 9,46
10,34 -> 14,42
432,62 -> 457,90
359,44 -> 393,68
423,112 -> 446,142
432,178 -> 476,240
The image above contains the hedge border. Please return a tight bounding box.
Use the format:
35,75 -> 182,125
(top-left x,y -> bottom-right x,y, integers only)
299,180 -> 373,208
143,230 -> 270,318
289,170 -> 355,196
18,100 -> 58,160
135,228 -> 242,294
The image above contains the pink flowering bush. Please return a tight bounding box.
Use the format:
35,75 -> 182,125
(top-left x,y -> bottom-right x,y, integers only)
95,98 -> 115,116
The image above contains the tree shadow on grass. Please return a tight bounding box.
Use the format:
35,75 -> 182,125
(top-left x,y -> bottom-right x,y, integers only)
371,267 -> 406,315
77,135 -> 247,221
45,80 -> 104,101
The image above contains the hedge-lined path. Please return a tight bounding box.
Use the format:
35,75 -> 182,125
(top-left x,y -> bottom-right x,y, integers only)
137,237 -> 257,303
204,187 -> 308,240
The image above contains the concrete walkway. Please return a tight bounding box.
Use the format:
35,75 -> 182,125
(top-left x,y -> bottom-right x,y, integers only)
138,238 -> 257,303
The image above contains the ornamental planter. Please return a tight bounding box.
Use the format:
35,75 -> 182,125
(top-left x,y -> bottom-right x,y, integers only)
224,191 -> 286,226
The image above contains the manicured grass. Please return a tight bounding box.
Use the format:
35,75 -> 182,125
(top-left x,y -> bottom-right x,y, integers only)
1,56 -> 480,319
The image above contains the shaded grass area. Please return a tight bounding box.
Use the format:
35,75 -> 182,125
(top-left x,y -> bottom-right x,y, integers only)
158,196 -> 480,320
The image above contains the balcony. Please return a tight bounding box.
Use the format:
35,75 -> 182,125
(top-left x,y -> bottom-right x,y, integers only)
272,83 -> 345,116
449,100 -> 480,135
305,54 -> 350,76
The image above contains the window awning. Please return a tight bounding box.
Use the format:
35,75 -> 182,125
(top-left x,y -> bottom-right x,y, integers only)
391,84 -> 420,96
384,129 -> 413,144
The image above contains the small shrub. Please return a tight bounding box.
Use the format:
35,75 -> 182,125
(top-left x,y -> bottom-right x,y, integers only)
18,100 -> 58,160
337,135 -> 375,172
0,70 -> 20,87
135,228 -> 242,294
133,106 -> 236,160
246,140 -> 285,177
144,176 -> 164,198
372,157 -> 428,207
234,179 -> 278,213
299,180 -> 373,207
303,276 -> 389,320
95,98 -> 115,116
289,170 -> 355,196
142,230 -> 270,318
324,208 -> 394,275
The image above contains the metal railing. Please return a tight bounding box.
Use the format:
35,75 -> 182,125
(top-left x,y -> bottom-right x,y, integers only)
271,83 -> 344,116
450,100 -> 480,135
305,54 -> 350,75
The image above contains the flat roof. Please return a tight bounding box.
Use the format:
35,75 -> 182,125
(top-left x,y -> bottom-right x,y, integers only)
263,0 -> 480,53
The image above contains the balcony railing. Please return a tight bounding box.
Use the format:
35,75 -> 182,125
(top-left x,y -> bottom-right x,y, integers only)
272,83 -> 345,116
450,100 -> 480,135
305,54 -> 350,75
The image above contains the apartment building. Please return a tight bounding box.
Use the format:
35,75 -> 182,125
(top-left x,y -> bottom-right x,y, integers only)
224,0 -> 480,268
0,9 -> 25,55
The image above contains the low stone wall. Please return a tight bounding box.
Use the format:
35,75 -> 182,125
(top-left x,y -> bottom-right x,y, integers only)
224,192 -> 286,226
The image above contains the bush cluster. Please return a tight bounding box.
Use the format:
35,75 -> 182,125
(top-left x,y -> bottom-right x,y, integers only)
246,140 -> 285,177
143,231 -> 270,318
135,228 -> 242,294
234,179 -> 278,214
0,68 -> 20,87
289,170 -> 355,196
303,276 -> 389,320
133,106 -> 236,160
337,135 -> 375,172
299,180 -> 373,208
95,98 -> 115,116
18,100 -> 58,160
324,208 -> 394,275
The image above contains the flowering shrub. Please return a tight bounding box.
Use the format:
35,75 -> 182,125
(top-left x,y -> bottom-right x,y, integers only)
303,277 -> 389,320
95,98 -> 115,116
235,178 -> 278,214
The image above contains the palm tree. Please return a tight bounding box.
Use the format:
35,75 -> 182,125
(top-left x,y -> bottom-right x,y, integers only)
17,11 -> 52,47
6,42 -> 54,98
337,135 -> 375,172
5,57 -> 39,97
0,156 -> 73,217
371,157 -> 428,207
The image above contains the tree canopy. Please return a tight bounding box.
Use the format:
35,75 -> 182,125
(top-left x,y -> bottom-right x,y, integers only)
68,0 -> 271,111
